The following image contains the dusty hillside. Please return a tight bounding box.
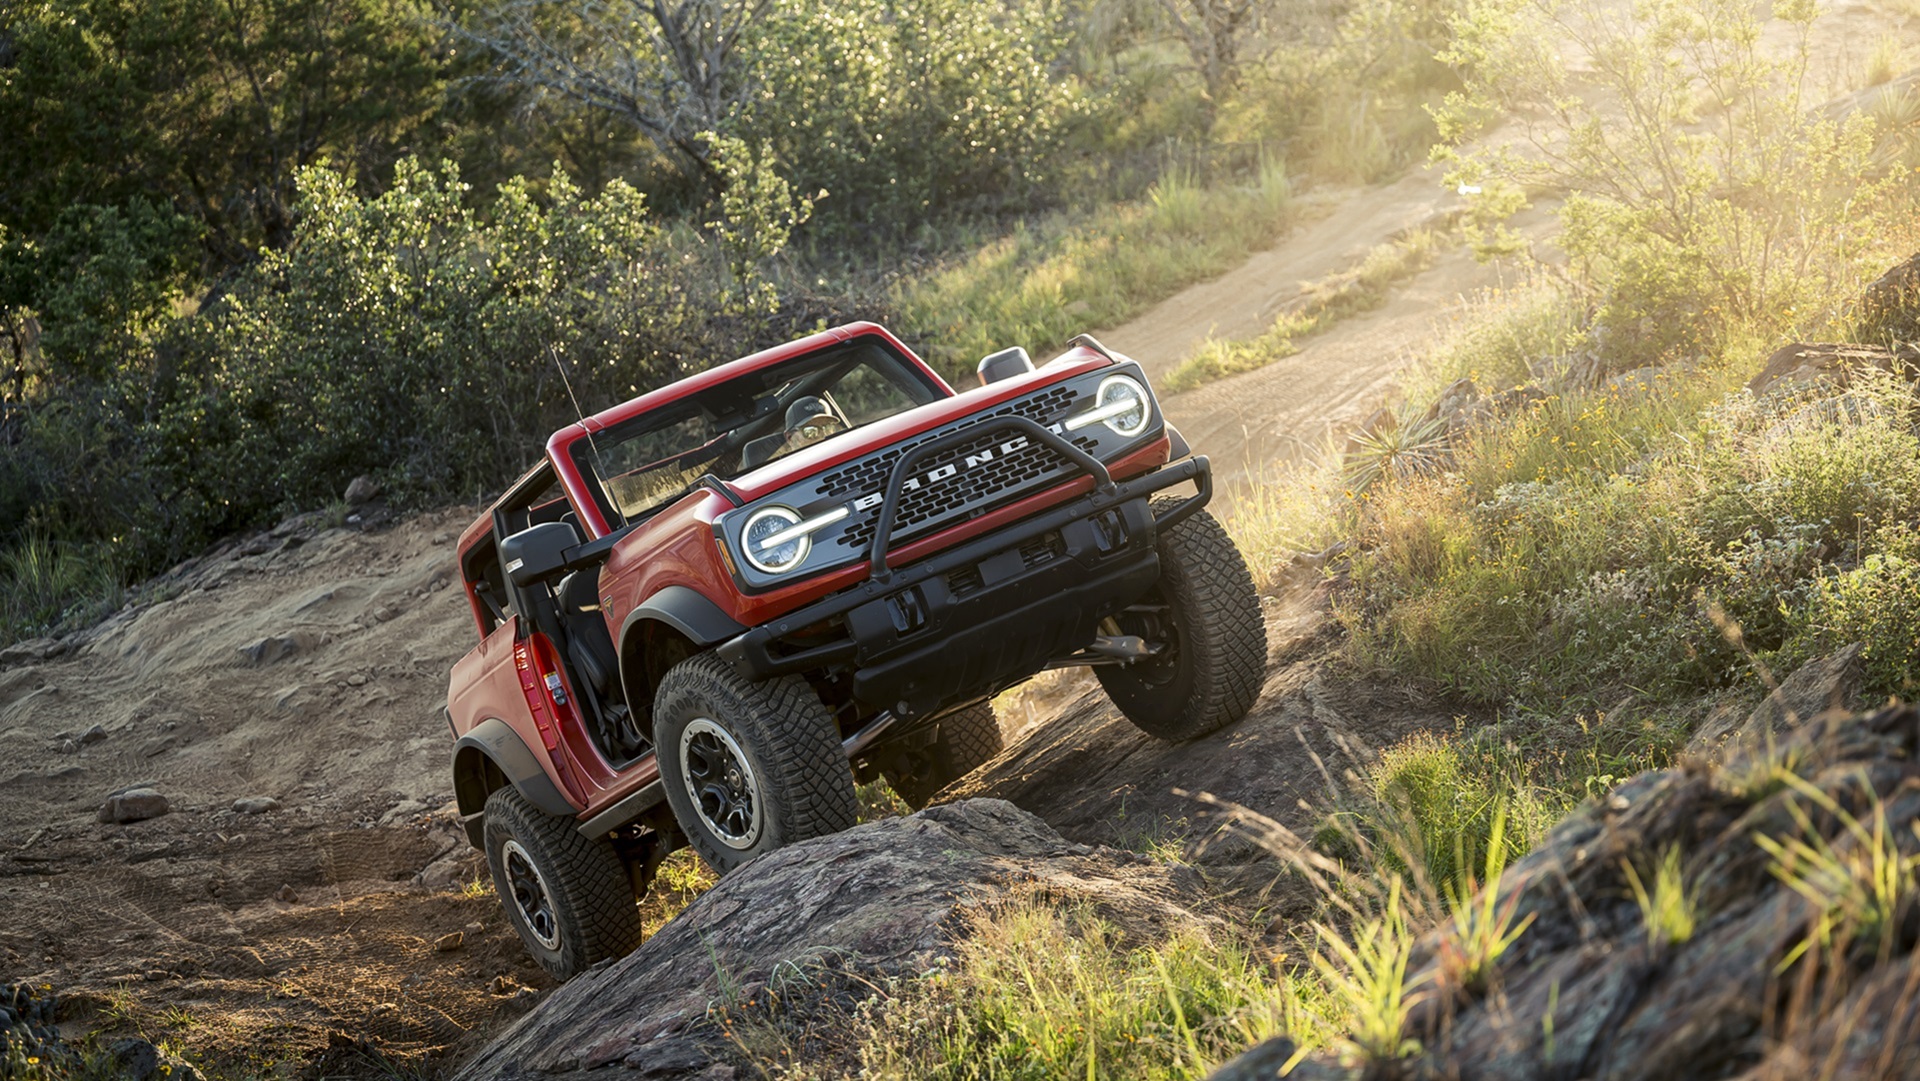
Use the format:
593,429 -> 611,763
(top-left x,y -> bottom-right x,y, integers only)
0,505 -> 559,1074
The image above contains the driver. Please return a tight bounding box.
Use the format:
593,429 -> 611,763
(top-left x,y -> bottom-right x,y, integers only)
779,395 -> 845,454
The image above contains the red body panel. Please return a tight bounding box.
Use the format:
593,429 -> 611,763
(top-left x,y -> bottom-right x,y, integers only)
449,322 -> 1170,821
446,617 -> 585,810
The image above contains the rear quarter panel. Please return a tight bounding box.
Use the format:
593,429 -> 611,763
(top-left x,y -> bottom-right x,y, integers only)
445,616 -> 585,812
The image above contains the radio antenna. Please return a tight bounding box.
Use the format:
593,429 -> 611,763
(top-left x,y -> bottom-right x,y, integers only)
547,341 -> 602,464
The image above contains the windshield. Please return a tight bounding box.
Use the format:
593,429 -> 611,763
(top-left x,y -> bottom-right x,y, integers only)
578,339 -> 945,525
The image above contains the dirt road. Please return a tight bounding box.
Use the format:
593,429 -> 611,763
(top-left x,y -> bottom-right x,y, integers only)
1099,168 -> 1466,385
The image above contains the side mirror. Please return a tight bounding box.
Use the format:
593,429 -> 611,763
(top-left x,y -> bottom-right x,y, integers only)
976,346 -> 1034,385
500,521 -> 582,588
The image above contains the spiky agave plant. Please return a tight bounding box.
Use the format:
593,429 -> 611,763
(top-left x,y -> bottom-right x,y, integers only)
1868,84 -> 1920,175
1342,414 -> 1453,496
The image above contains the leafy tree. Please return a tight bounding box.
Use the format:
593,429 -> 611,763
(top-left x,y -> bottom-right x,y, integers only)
459,0 -> 1085,224
1156,0 -> 1264,125
0,200 -> 198,400
1433,0 -> 1884,363
1,0 -> 469,265
454,0 -> 774,192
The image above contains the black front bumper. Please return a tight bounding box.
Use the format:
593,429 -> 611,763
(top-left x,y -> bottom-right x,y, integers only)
716,455 -> 1213,717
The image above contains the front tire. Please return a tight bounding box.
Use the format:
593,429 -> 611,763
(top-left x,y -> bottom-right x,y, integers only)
1098,499 -> 1266,741
483,786 -> 643,981
882,701 -> 1005,809
653,652 -> 859,873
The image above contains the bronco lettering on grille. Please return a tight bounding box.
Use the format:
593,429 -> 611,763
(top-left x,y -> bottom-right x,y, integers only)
848,433 -> 1040,511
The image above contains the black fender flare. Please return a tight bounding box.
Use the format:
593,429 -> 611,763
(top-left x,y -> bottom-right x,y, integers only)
620,584 -> 748,648
1165,423 -> 1192,460
616,585 -> 750,715
452,718 -> 576,846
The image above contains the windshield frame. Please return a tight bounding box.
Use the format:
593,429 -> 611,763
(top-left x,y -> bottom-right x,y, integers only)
566,335 -> 948,530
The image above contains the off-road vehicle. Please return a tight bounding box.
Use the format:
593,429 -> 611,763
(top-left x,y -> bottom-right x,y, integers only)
444,322 -> 1265,978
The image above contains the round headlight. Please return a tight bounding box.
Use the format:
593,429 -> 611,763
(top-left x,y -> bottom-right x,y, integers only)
1096,375 -> 1150,437
742,506 -> 808,574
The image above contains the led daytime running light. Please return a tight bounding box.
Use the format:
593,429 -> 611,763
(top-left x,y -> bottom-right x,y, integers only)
755,506 -> 850,552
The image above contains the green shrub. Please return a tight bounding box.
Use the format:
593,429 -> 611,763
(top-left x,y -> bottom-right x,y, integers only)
855,900 -> 1326,1080
0,155 -> 849,644
1348,730 -> 1561,899
155,158 -> 719,535
1437,0 -> 1886,370
1789,552 -> 1920,697
728,0 -> 1086,228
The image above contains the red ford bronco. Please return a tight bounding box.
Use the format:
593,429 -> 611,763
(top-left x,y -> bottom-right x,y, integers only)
445,323 -> 1265,978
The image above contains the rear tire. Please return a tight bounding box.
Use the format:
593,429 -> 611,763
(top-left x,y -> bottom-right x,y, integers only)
1098,499 -> 1266,741
653,652 -> 859,873
483,786 -> 643,981
882,701 -> 1005,809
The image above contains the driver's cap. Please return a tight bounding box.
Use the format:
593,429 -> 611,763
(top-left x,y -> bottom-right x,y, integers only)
784,396 -> 833,428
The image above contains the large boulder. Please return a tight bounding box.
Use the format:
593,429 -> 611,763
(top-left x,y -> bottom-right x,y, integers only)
1860,250 -> 1920,341
1747,341 -> 1920,398
1229,703 -> 1920,1081
454,799 -> 1214,1081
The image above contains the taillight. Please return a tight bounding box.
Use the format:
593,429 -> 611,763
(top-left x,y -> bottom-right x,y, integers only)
513,639 -> 564,750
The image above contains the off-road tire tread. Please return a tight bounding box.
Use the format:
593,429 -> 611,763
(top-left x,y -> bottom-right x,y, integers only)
882,701 -> 1004,809
1100,498 -> 1265,741
654,652 -> 859,872
483,785 -> 642,981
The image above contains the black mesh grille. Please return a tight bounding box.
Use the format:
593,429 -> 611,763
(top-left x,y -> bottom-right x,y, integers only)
829,385 -> 1097,552
817,386 -> 1076,500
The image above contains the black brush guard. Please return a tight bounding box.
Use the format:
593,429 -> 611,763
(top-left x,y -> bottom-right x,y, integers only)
717,416 -> 1212,719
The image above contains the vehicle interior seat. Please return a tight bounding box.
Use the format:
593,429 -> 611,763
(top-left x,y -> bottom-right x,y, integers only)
554,571 -> 620,702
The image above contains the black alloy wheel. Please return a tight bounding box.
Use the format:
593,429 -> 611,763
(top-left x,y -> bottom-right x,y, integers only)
652,653 -> 859,873
482,786 -> 643,981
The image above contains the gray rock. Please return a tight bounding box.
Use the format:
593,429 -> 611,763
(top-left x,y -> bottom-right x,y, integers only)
416,851 -> 481,891
109,1037 -> 200,1081
1271,703 -> 1920,1081
1746,341 -> 1920,398
0,637 -> 61,668
1418,376 -> 1482,431
237,630 -> 322,665
1861,249 -> 1920,337
454,798 -> 1215,1081
232,796 -> 281,815
97,788 -> 170,824
110,1038 -> 161,1081
1688,643 -> 1863,757
1207,1037 -> 1353,1080
344,474 -> 381,505
78,724 -> 108,746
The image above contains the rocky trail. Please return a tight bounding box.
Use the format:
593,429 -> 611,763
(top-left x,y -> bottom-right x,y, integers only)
0,505 -> 560,1075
